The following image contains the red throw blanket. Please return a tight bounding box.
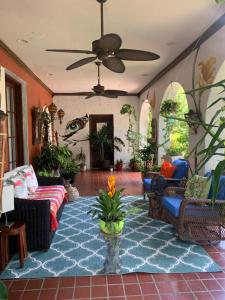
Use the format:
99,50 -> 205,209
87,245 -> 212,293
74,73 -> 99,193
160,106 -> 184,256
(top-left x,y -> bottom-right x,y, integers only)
28,185 -> 68,231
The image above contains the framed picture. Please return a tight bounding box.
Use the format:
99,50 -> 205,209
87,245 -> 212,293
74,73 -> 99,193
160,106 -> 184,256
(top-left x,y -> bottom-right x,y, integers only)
32,107 -> 42,145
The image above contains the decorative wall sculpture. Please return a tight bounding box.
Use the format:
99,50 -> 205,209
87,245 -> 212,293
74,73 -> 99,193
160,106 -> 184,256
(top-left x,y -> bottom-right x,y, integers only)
61,114 -> 89,145
32,107 -> 42,145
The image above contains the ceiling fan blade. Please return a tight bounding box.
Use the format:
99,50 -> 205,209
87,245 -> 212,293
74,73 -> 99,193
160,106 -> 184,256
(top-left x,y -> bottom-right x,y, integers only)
102,57 -> 125,73
85,93 -> 96,99
115,49 -> 160,61
66,56 -> 97,70
46,49 -> 94,54
103,93 -> 118,99
98,33 -> 122,52
104,90 -> 127,96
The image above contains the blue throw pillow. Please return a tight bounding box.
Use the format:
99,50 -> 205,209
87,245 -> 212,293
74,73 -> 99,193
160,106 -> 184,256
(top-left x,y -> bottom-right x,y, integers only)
172,159 -> 189,179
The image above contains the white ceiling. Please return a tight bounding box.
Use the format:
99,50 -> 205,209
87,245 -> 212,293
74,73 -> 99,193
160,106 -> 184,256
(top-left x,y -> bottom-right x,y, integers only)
0,0 -> 225,94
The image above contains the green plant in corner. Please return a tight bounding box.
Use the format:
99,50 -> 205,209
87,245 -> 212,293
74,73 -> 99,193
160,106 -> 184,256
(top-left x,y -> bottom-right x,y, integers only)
89,125 -> 125,162
0,281 -> 8,300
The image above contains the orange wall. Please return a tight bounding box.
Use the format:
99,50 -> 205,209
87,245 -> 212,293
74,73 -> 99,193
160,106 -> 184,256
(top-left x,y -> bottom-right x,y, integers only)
0,47 -> 53,163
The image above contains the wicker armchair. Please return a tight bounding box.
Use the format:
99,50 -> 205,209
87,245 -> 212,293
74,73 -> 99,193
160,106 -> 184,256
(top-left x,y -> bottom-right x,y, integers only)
162,178 -> 225,243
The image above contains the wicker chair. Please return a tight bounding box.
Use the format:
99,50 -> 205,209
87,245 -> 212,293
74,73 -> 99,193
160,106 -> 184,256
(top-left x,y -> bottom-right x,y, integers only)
162,176 -> 225,243
143,159 -> 189,196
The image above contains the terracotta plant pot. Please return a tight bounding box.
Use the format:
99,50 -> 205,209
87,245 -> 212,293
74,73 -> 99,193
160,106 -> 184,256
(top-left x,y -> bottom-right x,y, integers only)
99,219 -> 125,235
116,164 -> 123,171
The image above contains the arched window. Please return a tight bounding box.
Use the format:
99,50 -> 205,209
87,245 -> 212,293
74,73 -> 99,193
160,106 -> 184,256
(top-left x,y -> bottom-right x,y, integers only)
158,82 -> 189,162
139,100 -> 152,144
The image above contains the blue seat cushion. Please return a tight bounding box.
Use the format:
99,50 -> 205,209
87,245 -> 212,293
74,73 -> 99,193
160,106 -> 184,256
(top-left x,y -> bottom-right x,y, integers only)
163,195 -> 222,218
143,178 -> 152,192
162,195 -> 183,217
172,159 -> 189,179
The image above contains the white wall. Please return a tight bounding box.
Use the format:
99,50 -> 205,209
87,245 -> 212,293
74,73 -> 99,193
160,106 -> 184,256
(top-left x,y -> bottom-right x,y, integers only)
139,25 -> 225,173
54,95 -> 139,169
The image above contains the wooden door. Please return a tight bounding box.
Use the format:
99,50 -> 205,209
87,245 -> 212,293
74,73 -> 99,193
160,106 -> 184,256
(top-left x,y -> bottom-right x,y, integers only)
89,114 -> 114,169
5,77 -> 24,171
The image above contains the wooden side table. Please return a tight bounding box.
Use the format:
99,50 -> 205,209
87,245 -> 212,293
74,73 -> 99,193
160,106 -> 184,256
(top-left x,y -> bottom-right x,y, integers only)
1,221 -> 28,270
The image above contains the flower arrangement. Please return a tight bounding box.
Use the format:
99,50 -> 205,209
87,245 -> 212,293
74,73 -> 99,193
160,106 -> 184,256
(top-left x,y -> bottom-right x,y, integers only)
87,176 -> 125,235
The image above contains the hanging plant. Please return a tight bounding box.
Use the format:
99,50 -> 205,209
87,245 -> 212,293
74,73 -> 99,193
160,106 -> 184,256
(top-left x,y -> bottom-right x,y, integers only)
160,99 -> 179,116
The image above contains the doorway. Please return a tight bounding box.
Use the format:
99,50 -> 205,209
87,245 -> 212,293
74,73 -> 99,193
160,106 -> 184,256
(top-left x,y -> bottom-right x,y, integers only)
89,114 -> 114,169
5,76 -> 24,171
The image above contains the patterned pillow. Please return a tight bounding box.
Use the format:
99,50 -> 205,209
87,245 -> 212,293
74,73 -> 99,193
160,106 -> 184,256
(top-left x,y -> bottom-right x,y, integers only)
19,165 -> 38,192
7,174 -> 28,199
184,175 -> 211,199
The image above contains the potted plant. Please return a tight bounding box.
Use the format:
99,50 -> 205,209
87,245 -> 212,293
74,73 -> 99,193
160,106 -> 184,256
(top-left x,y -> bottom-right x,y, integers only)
115,159 -> 123,171
87,175 -> 125,235
129,157 -> 143,172
160,99 -> 179,116
89,125 -> 125,170
75,148 -> 87,171
60,158 -> 79,184
138,141 -> 157,178
34,143 -> 72,176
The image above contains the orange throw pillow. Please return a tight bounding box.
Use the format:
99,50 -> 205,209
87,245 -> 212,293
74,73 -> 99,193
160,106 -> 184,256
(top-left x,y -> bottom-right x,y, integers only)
160,161 -> 176,178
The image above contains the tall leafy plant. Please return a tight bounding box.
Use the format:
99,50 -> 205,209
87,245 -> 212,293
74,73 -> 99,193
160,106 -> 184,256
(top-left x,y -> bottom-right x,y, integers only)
120,104 -> 141,159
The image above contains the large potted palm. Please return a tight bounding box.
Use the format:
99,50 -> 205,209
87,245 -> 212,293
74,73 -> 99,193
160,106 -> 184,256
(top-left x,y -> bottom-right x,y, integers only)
89,125 -> 125,169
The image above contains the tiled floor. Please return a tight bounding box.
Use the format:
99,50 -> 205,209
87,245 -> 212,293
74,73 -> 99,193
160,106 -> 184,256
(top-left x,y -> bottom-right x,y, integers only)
3,171 -> 225,299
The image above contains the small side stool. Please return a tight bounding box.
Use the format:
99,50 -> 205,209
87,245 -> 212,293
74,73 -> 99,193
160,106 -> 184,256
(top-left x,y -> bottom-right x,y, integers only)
147,193 -> 162,220
1,221 -> 28,269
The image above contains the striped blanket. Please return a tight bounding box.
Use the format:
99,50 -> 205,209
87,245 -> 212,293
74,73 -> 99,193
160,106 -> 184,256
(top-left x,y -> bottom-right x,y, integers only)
28,185 -> 67,231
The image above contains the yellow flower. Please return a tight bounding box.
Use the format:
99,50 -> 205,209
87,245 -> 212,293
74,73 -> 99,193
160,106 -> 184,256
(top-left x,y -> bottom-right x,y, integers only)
107,175 -> 116,198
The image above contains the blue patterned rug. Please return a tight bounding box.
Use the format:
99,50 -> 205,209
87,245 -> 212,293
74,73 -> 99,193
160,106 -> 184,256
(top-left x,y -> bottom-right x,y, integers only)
0,196 -> 221,278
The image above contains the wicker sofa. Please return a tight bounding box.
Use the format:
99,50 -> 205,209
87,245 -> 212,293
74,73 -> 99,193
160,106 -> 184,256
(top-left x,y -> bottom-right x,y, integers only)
2,168 -> 66,251
161,176 -> 225,243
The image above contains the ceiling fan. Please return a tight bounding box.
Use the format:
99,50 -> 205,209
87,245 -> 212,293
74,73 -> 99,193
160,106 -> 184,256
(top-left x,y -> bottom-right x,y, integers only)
46,0 -> 160,73
71,62 -> 128,99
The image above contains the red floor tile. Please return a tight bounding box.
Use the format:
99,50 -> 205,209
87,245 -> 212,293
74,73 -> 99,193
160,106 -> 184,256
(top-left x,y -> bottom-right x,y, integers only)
140,282 -> 158,294
74,286 -> 90,298
10,280 -> 28,290
91,275 -> 106,285
155,281 -> 174,293
171,281 -> 191,293
21,290 -> 40,300
108,284 -> 124,297
38,289 -> 57,300
174,293 -> 195,300
187,280 -> 206,292
143,295 -> 160,300
202,279 -> 223,291
56,287 -> 74,300
91,285 -> 107,298
26,279 -> 43,290
42,278 -> 59,289
122,273 -> 138,284
8,290 -> 23,300
107,275 -> 123,284
137,273 -> 153,283
124,284 -> 141,296
75,276 -> 90,286
194,291 -> 214,299
59,277 -> 75,288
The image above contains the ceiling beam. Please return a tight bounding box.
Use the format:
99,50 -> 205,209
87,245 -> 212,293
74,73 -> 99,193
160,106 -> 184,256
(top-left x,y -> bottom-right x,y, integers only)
138,12 -> 225,97
0,39 -> 53,95
53,92 -> 138,96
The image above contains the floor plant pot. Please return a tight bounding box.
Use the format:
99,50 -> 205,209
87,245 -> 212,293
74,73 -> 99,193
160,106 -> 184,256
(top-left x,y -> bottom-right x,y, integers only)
116,164 -> 123,171
100,219 -> 124,235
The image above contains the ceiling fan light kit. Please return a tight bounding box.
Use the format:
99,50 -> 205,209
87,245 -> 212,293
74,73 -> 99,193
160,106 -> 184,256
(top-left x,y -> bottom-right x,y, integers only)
46,0 -> 160,74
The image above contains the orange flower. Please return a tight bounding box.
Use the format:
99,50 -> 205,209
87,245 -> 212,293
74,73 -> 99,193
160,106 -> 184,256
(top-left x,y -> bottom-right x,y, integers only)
108,175 -> 116,198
